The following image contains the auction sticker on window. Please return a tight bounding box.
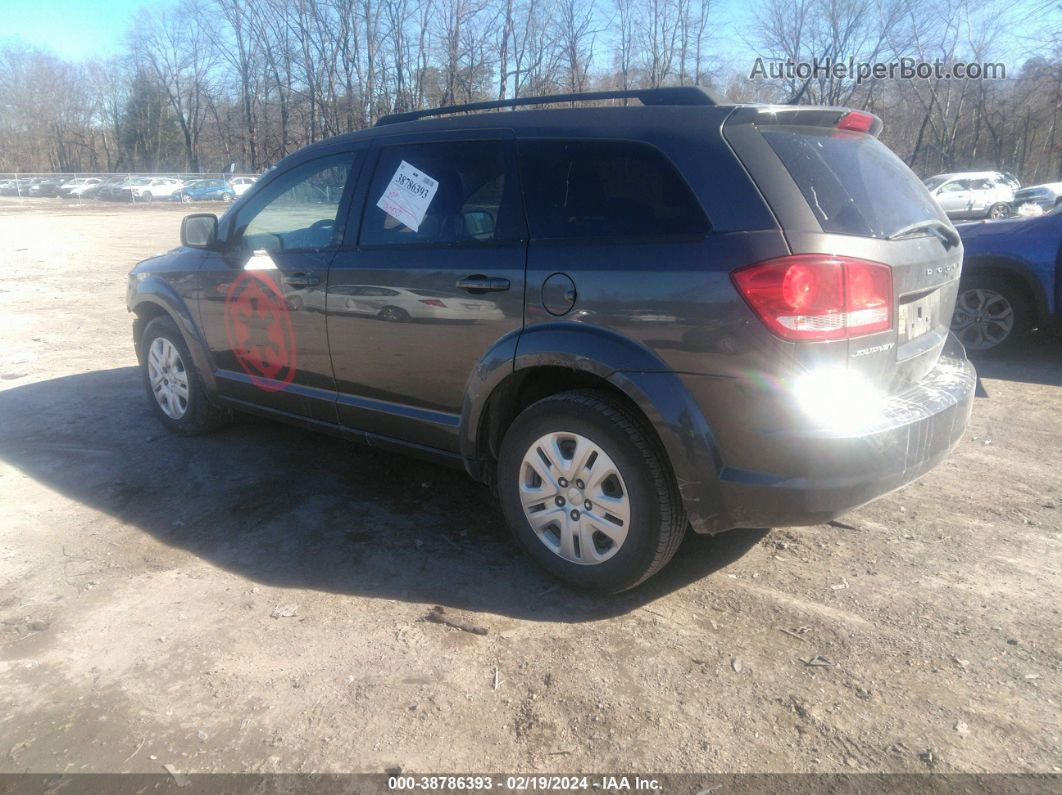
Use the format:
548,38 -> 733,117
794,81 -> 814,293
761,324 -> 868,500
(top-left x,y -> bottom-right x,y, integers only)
376,160 -> 439,232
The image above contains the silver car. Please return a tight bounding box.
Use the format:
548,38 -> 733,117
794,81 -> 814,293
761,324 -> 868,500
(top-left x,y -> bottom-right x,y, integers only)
924,172 -> 1016,220
1012,182 -> 1062,215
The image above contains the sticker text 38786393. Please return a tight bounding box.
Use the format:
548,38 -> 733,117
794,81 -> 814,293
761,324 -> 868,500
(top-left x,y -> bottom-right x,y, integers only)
376,160 -> 439,232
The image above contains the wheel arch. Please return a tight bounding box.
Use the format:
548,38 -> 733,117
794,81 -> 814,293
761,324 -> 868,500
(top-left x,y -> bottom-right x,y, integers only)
961,256 -> 1050,328
129,278 -> 217,392
459,323 -> 728,534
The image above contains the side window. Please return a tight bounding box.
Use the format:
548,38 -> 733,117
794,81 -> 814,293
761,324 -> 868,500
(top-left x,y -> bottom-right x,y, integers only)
970,179 -> 992,191
941,180 -> 969,193
360,141 -> 521,246
518,140 -> 709,240
235,153 -> 356,252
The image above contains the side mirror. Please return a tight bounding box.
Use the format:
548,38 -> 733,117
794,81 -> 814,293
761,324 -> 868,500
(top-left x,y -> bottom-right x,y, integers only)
181,213 -> 218,248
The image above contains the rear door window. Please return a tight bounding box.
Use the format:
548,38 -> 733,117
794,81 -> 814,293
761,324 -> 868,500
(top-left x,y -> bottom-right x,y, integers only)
518,140 -> 709,240
360,140 -> 522,246
759,125 -> 947,238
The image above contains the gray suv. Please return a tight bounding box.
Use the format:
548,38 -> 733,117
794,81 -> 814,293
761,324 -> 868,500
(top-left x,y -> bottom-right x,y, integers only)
127,87 -> 976,592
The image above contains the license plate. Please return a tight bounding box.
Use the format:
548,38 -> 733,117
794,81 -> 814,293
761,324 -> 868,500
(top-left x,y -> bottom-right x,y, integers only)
898,291 -> 939,342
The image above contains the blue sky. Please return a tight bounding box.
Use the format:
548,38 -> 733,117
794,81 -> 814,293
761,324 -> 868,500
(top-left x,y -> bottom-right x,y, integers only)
0,0 -> 1046,69
1,0 -> 760,66
0,0 -> 162,60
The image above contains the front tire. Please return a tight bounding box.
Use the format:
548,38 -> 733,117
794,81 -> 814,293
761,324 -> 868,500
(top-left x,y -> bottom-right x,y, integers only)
988,203 -> 1010,219
951,274 -> 1030,356
497,389 -> 687,593
140,316 -> 228,435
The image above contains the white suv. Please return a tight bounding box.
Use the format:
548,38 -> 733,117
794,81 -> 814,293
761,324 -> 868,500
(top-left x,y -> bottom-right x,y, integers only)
228,176 -> 257,196
131,178 -> 185,202
924,171 -> 1017,220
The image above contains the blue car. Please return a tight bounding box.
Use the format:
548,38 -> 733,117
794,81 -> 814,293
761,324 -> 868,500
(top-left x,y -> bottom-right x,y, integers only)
173,179 -> 235,203
954,206 -> 1062,354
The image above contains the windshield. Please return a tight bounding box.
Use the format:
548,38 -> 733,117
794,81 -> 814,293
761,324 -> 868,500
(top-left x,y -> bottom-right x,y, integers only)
761,126 -> 949,239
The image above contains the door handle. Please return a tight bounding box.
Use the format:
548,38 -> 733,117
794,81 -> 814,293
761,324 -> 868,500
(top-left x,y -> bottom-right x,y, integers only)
283,273 -> 320,288
456,275 -> 510,292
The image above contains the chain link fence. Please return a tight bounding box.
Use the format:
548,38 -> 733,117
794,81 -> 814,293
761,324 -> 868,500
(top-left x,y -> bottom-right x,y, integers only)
0,172 -> 260,206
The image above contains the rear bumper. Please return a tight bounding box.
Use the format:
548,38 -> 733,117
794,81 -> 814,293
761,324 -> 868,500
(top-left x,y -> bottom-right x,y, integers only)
680,335 -> 976,532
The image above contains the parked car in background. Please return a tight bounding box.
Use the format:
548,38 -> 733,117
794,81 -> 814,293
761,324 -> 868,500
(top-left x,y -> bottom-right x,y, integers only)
953,204 -> 1062,354
83,178 -> 122,199
1011,182 -> 1062,216
129,177 -> 185,202
924,171 -> 1016,220
26,178 -> 63,197
59,177 -> 103,197
111,177 -> 154,201
96,178 -> 140,201
174,179 -> 235,202
229,176 -> 257,196
0,179 -> 34,196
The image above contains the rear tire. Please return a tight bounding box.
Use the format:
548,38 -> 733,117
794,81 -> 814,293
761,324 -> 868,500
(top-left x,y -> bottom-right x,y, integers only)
951,274 -> 1031,356
379,306 -> 410,322
140,316 -> 229,435
497,389 -> 687,593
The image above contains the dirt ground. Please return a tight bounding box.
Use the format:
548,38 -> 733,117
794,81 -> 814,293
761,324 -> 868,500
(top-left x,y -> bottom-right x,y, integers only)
0,197 -> 1059,776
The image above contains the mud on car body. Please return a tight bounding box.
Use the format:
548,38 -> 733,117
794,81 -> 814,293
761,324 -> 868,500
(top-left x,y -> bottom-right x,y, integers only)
127,87 -> 976,593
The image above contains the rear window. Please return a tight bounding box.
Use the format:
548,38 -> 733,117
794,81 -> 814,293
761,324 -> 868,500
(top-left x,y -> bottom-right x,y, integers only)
760,126 -> 947,238
518,140 -> 709,240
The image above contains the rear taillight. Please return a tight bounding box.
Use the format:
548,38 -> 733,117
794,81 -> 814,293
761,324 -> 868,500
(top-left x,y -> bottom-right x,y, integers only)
419,298 -> 446,308
732,255 -> 892,341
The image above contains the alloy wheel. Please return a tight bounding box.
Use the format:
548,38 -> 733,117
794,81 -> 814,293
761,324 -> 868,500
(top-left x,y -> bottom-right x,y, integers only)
147,337 -> 190,419
951,288 -> 1014,350
518,431 -> 630,565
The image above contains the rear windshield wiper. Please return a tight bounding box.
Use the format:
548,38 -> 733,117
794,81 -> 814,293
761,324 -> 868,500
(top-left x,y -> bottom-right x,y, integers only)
888,219 -> 960,249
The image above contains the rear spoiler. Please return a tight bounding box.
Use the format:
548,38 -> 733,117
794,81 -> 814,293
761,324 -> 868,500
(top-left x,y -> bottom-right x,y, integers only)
725,105 -> 883,137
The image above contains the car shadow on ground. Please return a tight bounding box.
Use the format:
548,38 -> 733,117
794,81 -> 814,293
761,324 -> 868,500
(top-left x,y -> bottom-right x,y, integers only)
972,328 -> 1062,389
0,367 -> 766,623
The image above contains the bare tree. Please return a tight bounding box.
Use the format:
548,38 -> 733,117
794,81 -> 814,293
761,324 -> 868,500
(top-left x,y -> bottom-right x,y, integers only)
130,0 -> 216,170
557,0 -> 596,92
0,0 -> 1057,184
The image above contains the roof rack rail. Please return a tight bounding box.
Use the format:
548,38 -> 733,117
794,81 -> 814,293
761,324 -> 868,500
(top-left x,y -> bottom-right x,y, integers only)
375,86 -> 723,126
